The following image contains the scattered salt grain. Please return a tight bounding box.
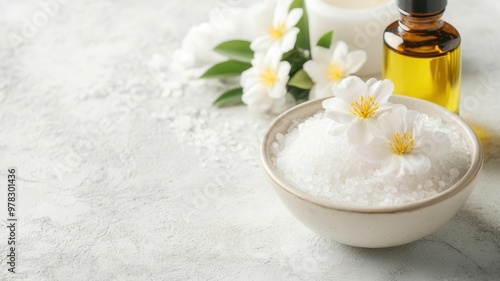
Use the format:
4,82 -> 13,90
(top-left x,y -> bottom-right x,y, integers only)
450,168 -> 460,178
271,113 -> 471,206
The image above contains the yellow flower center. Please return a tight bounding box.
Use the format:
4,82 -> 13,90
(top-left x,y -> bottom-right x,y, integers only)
350,96 -> 379,119
259,67 -> 278,87
388,132 -> 415,155
326,63 -> 345,81
268,23 -> 286,39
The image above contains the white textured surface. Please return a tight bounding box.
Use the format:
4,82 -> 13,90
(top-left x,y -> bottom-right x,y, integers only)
0,0 -> 499,280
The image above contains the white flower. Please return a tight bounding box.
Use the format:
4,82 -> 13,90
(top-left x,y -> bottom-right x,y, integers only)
322,76 -> 403,146
356,110 -> 450,177
169,2 -> 267,74
250,0 -> 303,53
304,41 -> 367,99
241,46 -> 291,114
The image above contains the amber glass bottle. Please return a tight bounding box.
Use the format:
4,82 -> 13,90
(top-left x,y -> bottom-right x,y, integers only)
382,0 -> 461,113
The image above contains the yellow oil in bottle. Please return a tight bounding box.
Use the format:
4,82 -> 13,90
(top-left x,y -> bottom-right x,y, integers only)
382,0 -> 461,113
383,45 -> 461,113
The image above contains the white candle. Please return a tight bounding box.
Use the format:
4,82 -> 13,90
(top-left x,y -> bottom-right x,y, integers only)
323,0 -> 389,9
306,0 -> 399,76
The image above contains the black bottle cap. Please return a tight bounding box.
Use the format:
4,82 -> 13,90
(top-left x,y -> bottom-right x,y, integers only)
397,0 -> 447,13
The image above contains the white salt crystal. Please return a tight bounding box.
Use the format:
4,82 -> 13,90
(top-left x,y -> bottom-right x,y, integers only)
272,113 -> 471,207
424,179 -> 433,188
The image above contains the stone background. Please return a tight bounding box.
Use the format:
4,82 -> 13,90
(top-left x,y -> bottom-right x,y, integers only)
0,0 -> 499,280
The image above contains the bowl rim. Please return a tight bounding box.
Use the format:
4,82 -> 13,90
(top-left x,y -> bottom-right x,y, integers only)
260,95 -> 483,214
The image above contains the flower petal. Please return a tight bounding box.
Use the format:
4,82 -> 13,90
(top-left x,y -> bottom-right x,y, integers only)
303,60 -> 327,84
244,86 -> 275,113
369,79 -> 394,103
356,137 -> 392,163
240,67 -> 255,86
334,76 -> 368,104
319,80 -> 334,93
268,82 -> 288,99
308,85 -> 319,100
323,98 -> 357,122
322,97 -> 350,111
345,50 -> 367,74
242,84 -> 264,104
311,46 -> 332,62
325,111 -> 355,124
309,79 -> 334,99
273,0 -> 293,24
265,46 -> 283,67
375,110 -> 405,138
277,61 -> 291,79
251,51 -> 267,68
402,153 -> 431,176
285,8 -> 303,28
402,109 -> 419,132
332,41 -> 349,62
347,119 -> 374,146
381,156 -> 403,176
374,103 -> 406,119
280,28 -> 299,53
251,36 -> 272,52
414,130 -> 451,159
365,78 -> 377,88
241,74 -> 259,89
327,80 -> 340,95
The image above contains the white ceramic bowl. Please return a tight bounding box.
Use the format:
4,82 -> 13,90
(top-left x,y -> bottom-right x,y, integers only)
260,96 -> 483,248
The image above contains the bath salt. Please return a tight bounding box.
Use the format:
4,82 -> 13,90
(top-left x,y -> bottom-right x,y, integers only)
271,113 -> 471,206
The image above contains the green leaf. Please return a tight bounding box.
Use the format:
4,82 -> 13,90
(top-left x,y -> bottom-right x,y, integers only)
214,40 -> 254,63
288,69 -> 313,90
282,49 -> 308,76
212,88 -> 243,107
200,61 -> 252,79
290,0 -> 310,52
317,31 -> 333,48
287,86 -> 309,101
282,49 -> 296,61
